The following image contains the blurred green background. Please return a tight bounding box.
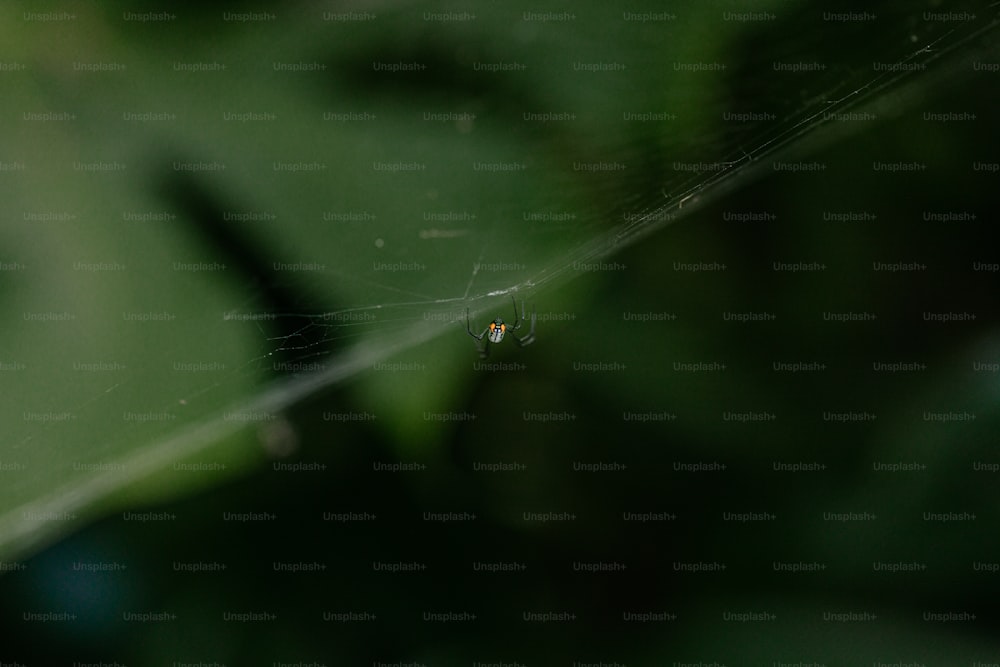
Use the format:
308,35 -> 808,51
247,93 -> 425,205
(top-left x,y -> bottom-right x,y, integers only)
2,0 -> 1000,663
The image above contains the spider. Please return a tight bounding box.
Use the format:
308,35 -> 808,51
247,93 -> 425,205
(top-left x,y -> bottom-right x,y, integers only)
466,296 -> 536,359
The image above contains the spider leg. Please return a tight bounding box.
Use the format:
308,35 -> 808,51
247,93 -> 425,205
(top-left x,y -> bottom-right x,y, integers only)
508,295 -> 522,331
466,308 -> 487,341
466,307 -> 491,357
509,305 -> 536,347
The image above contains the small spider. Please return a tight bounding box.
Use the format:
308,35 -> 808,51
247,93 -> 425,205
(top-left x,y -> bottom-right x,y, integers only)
466,296 -> 536,359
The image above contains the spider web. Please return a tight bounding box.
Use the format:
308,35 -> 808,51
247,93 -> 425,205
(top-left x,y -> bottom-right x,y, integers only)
241,6 -> 999,376
2,0 -> 999,560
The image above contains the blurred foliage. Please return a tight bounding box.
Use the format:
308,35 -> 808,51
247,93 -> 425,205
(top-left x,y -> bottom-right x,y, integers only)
2,0 -> 1000,663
